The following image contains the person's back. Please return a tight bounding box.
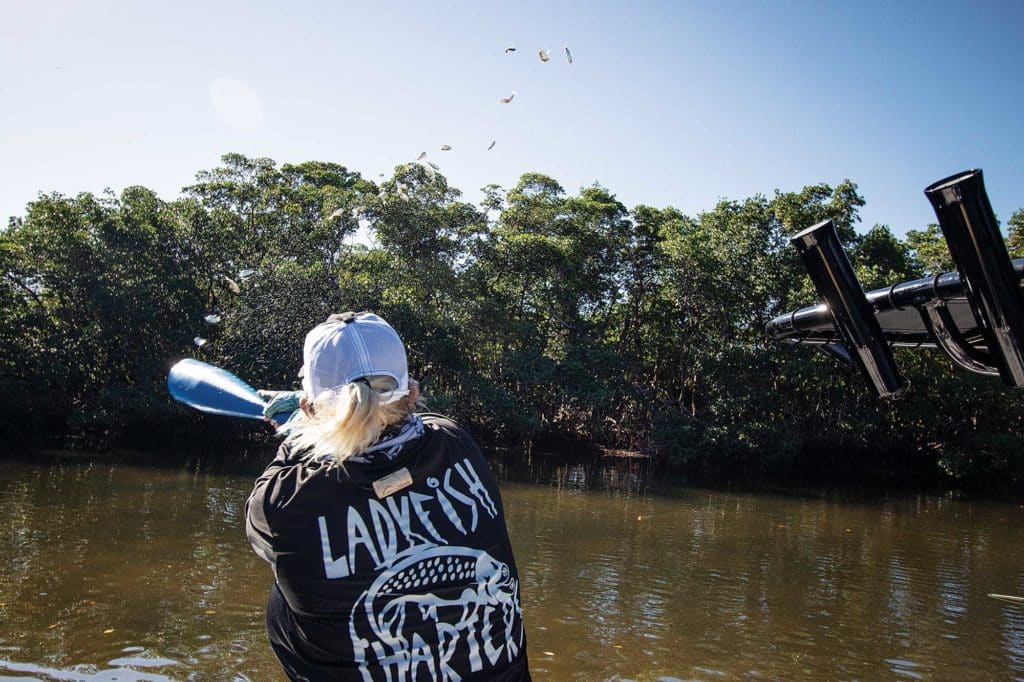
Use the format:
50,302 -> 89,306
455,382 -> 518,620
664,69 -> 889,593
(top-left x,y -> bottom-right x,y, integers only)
245,312 -> 530,681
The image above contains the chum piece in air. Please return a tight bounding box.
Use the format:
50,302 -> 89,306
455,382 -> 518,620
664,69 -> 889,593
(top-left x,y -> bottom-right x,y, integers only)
564,44 -> 573,64
538,49 -> 550,62
505,45 -> 516,54
221,275 -> 240,294
499,92 -> 516,104
768,169 -> 1024,398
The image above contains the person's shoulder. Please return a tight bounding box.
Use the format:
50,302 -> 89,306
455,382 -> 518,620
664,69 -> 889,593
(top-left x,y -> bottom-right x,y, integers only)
256,440 -> 336,510
419,413 -> 479,446
271,438 -> 307,465
420,412 -> 460,430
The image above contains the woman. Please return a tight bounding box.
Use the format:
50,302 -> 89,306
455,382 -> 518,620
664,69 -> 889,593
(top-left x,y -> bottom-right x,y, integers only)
246,312 -> 531,681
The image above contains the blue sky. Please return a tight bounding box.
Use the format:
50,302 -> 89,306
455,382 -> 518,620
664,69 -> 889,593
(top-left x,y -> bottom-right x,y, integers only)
1,0 -> 1022,238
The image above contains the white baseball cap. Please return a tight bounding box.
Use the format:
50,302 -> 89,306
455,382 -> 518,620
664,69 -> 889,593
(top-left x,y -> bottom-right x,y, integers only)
300,312 -> 409,404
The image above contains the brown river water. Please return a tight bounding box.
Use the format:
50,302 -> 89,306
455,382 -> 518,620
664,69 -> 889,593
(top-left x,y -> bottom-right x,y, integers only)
2,455 -> 1024,680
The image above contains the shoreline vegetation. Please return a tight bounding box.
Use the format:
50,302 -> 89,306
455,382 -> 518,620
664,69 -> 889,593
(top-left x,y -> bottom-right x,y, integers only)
3,154 -> 1024,491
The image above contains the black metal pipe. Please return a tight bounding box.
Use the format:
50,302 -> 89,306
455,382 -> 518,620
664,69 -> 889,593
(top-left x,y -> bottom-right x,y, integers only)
791,219 -> 908,398
766,258 -> 1024,342
924,169 -> 1024,387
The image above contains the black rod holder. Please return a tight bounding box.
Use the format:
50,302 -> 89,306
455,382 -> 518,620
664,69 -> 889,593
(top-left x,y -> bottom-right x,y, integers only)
792,219 -> 909,398
924,169 -> 1024,387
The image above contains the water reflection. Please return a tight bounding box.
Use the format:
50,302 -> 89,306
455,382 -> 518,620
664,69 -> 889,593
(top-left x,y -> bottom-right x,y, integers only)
489,449 -> 654,496
2,458 -> 1024,680
0,462 -> 276,680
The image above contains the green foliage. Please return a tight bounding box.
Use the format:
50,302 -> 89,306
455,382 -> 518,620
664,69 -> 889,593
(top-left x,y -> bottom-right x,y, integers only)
1007,208 -> 1024,259
852,224 -> 922,289
906,224 -> 955,274
3,152 -> 1024,489
1,187 -> 207,445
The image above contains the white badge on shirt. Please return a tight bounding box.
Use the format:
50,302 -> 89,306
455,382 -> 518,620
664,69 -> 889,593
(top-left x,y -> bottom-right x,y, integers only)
373,467 -> 414,498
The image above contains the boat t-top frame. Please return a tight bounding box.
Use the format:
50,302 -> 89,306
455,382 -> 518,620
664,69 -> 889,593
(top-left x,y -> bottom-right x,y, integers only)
767,169 -> 1024,398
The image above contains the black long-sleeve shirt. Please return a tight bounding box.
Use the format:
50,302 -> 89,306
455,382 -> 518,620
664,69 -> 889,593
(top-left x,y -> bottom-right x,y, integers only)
246,414 -> 530,681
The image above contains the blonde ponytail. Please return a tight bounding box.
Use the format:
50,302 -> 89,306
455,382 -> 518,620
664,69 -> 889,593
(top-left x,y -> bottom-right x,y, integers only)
286,375 -> 412,465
